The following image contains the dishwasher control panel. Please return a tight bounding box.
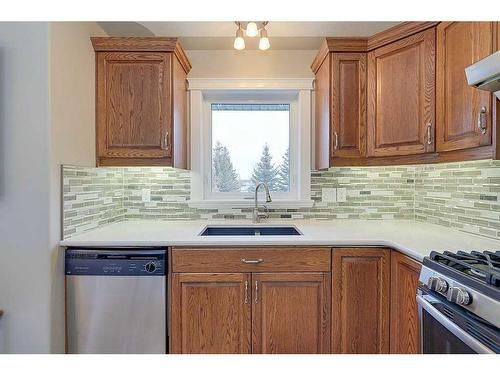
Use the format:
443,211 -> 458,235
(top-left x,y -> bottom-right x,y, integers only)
65,248 -> 166,276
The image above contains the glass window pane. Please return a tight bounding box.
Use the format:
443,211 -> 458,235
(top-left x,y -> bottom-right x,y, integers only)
211,103 -> 290,193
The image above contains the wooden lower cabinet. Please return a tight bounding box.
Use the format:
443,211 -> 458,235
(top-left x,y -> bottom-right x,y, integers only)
390,251 -> 422,354
170,271 -> 331,354
252,273 -> 331,354
171,247 -> 423,354
170,273 -> 251,354
332,248 -> 391,353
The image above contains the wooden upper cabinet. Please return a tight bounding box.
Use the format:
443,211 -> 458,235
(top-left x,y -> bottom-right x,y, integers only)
390,251 -> 422,354
92,37 -> 191,167
331,53 -> 367,160
312,40 -> 368,169
332,248 -> 390,354
252,273 -> 331,354
436,22 -> 495,152
367,28 -> 436,157
314,52 -> 332,169
96,51 -> 171,161
170,273 -> 251,354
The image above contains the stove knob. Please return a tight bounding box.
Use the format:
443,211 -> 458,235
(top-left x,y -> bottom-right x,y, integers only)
427,277 -> 449,293
145,262 -> 157,273
447,287 -> 471,306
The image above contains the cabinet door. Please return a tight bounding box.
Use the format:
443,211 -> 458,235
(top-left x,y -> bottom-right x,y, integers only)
314,54 -> 332,169
436,22 -> 494,152
252,273 -> 331,354
367,29 -> 436,157
172,56 -> 188,169
332,248 -> 390,353
390,251 -> 422,354
332,53 -> 367,159
96,51 -> 172,165
170,273 -> 251,354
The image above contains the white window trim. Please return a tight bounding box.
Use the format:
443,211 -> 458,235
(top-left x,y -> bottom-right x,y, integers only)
188,78 -> 314,209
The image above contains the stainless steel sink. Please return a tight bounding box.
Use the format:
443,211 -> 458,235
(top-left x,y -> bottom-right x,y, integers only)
199,225 -> 302,236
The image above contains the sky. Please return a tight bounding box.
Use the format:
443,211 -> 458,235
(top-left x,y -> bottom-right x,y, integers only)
212,108 -> 289,180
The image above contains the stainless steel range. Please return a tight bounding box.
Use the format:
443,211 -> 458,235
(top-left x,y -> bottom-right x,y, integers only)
417,250 -> 499,354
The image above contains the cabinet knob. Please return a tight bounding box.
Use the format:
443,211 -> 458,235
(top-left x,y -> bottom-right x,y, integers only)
333,131 -> 339,150
477,106 -> 487,134
244,281 -> 249,304
162,131 -> 170,150
254,281 -> 259,304
426,123 -> 432,145
241,258 -> 263,264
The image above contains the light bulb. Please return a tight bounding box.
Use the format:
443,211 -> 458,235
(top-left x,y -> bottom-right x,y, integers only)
234,36 -> 245,50
234,26 -> 245,50
259,28 -> 270,50
246,22 -> 258,37
259,37 -> 270,50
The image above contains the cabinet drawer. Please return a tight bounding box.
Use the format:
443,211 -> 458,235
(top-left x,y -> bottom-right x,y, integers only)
171,247 -> 331,273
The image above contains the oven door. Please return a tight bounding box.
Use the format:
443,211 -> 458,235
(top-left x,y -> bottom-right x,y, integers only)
417,291 -> 498,354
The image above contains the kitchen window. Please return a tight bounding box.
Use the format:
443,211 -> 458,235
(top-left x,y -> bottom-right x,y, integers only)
188,79 -> 314,208
211,103 -> 290,194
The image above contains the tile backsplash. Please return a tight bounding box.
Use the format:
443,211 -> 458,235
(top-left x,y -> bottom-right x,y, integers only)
62,160 -> 500,241
414,159 -> 500,239
62,166 -> 125,238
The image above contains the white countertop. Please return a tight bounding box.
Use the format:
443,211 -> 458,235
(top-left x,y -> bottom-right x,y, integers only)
59,220 -> 500,262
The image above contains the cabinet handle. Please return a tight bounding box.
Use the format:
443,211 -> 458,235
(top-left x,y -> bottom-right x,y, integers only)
162,131 -> 169,150
254,281 -> 259,304
426,123 -> 432,145
244,281 -> 248,304
241,258 -> 263,264
477,106 -> 487,134
333,131 -> 339,150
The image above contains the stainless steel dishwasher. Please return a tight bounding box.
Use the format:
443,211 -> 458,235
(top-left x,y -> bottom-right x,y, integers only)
65,248 -> 167,354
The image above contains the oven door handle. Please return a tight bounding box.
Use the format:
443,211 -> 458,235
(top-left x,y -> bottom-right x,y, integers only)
417,294 -> 495,354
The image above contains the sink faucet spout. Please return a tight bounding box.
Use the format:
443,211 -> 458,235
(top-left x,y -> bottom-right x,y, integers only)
253,182 -> 272,223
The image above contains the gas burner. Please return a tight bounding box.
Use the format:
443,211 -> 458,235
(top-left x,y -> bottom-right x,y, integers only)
429,250 -> 500,287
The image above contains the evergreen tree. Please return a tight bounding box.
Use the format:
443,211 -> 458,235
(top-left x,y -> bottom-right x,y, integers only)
251,143 -> 279,190
276,148 -> 290,192
212,141 -> 240,192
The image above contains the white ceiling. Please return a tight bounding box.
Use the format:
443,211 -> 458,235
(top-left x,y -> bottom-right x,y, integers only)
140,21 -> 399,37
99,21 -> 400,50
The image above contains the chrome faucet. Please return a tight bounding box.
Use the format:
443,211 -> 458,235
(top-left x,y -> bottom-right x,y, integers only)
253,182 -> 272,223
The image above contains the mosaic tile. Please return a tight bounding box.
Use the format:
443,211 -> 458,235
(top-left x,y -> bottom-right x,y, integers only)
62,160 -> 500,241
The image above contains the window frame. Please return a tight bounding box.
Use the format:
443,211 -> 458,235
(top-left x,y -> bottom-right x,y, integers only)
188,78 -> 314,209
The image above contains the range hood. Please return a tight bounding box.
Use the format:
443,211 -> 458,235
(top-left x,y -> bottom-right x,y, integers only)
465,50 -> 500,99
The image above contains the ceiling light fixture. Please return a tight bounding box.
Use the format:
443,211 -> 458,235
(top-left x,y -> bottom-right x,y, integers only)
233,21 -> 270,51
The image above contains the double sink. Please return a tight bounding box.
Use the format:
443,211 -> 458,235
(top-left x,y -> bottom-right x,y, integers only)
200,225 -> 302,236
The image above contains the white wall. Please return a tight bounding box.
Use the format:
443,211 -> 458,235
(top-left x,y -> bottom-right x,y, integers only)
0,22 -> 52,353
186,50 -> 316,78
0,21 -> 106,354
48,22 -> 107,353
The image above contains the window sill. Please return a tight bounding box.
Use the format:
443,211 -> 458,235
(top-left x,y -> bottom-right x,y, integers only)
187,199 -> 315,209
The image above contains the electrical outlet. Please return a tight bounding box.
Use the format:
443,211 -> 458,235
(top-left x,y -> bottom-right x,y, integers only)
322,188 -> 337,202
337,188 -> 347,202
141,188 -> 151,202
